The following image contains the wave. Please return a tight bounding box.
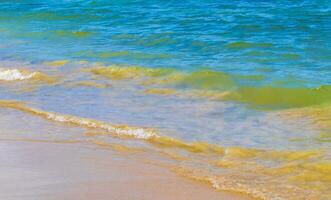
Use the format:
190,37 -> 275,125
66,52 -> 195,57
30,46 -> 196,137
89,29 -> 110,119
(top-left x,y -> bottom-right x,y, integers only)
88,65 -> 176,80
0,99 -> 330,199
0,68 -> 57,83
223,85 -> 331,109
86,64 -> 331,110
43,60 -> 69,67
0,100 -> 156,139
0,99 -> 324,157
0,68 -> 36,81
278,103 -> 331,132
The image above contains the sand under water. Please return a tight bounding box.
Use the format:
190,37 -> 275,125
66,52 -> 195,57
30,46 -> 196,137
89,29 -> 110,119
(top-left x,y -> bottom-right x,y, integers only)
0,108 -> 252,200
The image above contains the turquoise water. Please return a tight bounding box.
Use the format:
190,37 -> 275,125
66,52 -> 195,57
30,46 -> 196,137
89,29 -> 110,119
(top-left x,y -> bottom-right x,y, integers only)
1,1 -> 331,199
1,0 -> 331,87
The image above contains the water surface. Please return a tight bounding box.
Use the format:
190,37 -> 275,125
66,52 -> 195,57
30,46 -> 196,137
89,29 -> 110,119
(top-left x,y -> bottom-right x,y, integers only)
0,1 -> 331,199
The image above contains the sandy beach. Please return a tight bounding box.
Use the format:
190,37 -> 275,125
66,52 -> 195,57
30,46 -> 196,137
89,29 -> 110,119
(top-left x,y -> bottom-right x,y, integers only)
0,108 -> 255,200
0,140 -> 252,200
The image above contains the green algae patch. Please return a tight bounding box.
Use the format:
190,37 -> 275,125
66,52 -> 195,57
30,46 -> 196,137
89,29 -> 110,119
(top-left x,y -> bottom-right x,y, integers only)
226,41 -> 253,49
178,70 -> 236,91
281,53 -> 301,60
54,30 -> 93,38
89,65 -> 176,80
225,85 -> 331,109
86,63 -> 331,110
226,41 -> 273,49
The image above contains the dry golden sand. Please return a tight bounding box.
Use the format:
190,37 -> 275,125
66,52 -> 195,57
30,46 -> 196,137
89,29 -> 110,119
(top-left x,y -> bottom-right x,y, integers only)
0,141 -> 253,200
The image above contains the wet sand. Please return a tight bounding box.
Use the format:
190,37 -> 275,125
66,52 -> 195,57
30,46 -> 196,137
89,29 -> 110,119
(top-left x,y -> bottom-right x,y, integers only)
0,140 -> 252,200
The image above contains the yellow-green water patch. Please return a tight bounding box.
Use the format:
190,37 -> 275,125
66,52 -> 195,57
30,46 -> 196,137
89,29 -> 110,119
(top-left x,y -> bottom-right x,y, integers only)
54,30 -> 93,38
89,65 -> 176,80
224,85 -> 331,109
178,70 -> 236,91
281,53 -> 301,60
84,63 -> 331,110
226,41 -> 253,49
144,88 -> 177,96
43,60 -> 69,67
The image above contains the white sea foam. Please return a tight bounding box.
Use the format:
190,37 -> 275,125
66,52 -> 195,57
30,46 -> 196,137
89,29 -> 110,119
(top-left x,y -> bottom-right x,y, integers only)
0,100 -> 157,139
42,111 -> 157,139
0,68 -> 37,81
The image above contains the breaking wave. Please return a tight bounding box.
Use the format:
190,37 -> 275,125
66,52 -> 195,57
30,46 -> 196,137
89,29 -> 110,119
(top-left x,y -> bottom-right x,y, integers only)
87,64 -> 331,110
0,68 -> 56,83
0,99 -> 330,199
0,100 -> 156,139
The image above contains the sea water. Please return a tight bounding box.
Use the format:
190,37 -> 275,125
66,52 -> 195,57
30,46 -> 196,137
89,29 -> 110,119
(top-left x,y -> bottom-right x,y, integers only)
0,1 -> 330,199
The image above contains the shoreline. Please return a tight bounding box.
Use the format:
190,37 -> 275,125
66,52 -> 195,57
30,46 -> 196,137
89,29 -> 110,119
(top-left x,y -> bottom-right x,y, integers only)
0,140 -> 253,200
0,96 -> 327,199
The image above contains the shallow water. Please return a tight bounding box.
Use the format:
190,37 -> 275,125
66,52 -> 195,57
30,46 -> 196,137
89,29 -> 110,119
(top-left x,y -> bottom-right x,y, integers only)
0,1 -> 331,199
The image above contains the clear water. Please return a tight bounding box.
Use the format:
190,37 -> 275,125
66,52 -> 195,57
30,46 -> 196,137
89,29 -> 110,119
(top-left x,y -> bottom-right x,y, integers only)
0,1 -> 331,199
1,0 -> 331,86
